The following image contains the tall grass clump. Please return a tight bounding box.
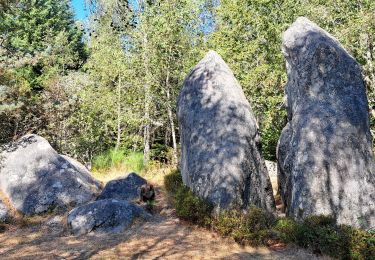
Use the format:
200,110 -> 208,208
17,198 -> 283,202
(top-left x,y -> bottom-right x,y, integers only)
123,152 -> 144,173
92,149 -> 144,172
92,149 -> 126,170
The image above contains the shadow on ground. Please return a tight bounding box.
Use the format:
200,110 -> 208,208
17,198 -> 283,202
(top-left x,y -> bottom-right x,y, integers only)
0,190 -> 328,260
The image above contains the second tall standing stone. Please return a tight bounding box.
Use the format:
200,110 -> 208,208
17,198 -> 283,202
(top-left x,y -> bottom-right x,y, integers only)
278,17 -> 375,228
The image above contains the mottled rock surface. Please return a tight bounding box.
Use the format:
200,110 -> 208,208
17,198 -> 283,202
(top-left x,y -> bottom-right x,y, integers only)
97,172 -> 147,202
0,199 -> 10,222
265,160 -> 277,178
177,50 -> 275,212
278,17 -> 375,228
67,199 -> 150,235
0,134 -> 102,216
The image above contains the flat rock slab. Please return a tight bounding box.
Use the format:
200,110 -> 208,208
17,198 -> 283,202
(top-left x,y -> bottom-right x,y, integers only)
278,17 -> 375,228
67,199 -> 150,235
97,172 -> 146,202
177,50 -> 275,212
0,134 -> 102,216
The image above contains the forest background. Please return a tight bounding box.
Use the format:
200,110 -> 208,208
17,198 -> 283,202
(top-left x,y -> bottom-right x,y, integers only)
1,0 -> 374,171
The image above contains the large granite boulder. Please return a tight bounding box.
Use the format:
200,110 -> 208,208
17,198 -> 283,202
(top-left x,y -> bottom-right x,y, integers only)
177,50 -> 275,212
278,17 -> 375,228
0,134 -> 102,215
0,199 -> 10,222
97,172 -> 147,201
67,199 -> 150,235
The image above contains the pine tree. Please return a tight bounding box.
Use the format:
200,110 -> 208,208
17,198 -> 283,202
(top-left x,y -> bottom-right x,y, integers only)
0,0 -> 86,144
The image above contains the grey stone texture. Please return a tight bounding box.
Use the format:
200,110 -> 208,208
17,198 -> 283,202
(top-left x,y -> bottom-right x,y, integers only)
0,199 -> 10,222
265,160 -> 277,178
97,172 -> 147,202
177,50 -> 275,212
0,134 -> 102,216
67,199 -> 150,235
278,17 -> 375,228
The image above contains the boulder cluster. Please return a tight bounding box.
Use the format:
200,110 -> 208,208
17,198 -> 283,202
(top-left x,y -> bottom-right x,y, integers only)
0,134 -> 150,234
178,17 -> 374,228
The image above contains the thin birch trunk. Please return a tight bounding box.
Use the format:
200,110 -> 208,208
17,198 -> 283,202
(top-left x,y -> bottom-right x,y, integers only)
115,77 -> 122,151
165,68 -> 178,165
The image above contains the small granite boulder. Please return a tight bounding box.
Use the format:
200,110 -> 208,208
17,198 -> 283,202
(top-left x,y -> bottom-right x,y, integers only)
278,17 -> 375,228
97,172 -> 147,202
0,199 -> 10,222
177,51 -> 275,212
67,199 -> 150,235
0,134 -> 102,216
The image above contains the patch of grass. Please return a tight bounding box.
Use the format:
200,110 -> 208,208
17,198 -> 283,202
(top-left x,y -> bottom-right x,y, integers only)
164,170 -> 375,258
93,149 -> 126,170
123,152 -> 144,173
92,149 -> 144,173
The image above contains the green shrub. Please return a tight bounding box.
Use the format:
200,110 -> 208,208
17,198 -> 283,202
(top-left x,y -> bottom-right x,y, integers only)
274,215 -> 375,259
212,210 -> 243,237
164,170 -> 212,226
212,207 -> 275,246
274,217 -> 300,242
174,185 -> 213,225
342,227 -> 375,260
164,169 -> 183,194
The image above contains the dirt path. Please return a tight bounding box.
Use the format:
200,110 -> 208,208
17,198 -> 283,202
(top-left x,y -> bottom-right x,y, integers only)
0,213 -> 328,260
0,187 -> 328,259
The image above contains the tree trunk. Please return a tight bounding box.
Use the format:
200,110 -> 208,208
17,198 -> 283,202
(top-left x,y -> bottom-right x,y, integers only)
165,69 -> 178,165
115,77 -> 122,151
142,32 -> 151,166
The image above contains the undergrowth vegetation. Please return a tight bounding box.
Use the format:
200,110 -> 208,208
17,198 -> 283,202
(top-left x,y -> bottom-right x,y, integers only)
92,150 -> 144,173
164,170 -> 375,259
164,170 -> 212,225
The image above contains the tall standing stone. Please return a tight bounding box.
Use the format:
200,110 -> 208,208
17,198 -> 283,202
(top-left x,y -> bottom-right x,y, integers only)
278,17 -> 375,228
177,51 -> 275,212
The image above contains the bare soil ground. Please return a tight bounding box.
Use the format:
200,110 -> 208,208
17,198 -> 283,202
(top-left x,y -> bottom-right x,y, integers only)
0,214 -> 328,259
0,188 -> 329,260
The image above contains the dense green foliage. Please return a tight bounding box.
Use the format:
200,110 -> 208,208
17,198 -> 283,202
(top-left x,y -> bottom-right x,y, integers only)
164,171 -> 375,258
209,0 -> 375,159
1,0 -> 374,161
0,0 -> 86,145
